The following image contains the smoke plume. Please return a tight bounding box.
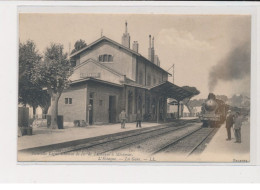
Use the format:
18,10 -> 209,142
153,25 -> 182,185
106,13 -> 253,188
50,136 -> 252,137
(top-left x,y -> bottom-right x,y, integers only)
208,41 -> 251,92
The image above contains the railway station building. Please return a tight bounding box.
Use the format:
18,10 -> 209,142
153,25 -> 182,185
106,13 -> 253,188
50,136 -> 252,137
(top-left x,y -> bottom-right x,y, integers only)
58,22 -> 193,125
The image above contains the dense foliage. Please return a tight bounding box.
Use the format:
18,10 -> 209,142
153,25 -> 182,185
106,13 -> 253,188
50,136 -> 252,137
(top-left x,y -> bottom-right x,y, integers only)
31,43 -> 72,128
71,39 -> 87,54
181,86 -> 200,113
19,40 -> 50,116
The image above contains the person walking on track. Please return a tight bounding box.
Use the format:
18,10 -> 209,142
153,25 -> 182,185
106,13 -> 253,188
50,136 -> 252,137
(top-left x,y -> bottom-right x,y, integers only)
233,112 -> 243,143
119,109 -> 127,129
136,110 -> 142,128
225,110 -> 234,141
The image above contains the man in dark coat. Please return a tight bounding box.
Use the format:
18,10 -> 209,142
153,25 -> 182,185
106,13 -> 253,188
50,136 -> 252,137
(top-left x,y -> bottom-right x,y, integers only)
136,110 -> 142,128
233,112 -> 243,143
226,110 -> 234,141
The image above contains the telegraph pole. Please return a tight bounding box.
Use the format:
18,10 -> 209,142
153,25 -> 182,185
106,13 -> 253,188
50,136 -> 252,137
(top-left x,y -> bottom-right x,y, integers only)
167,63 -> 175,84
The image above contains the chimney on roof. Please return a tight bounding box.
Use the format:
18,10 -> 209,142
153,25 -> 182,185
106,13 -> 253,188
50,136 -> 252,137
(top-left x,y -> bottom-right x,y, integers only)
154,55 -> 160,67
125,21 -> 128,33
148,35 -> 155,63
121,21 -> 131,48
132,41 -> 139,53
149,35 -> 151,48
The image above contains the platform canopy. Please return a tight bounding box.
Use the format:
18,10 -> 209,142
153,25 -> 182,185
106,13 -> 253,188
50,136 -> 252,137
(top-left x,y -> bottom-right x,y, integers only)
149,81 -> 194,101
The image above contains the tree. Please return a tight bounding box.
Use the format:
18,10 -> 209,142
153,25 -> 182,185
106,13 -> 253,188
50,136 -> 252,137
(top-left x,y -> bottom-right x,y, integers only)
32,43 -> 72,129
39,91 -> 51,115
19,40 -> 41,80
181,86 -> 200,114
71,39 -> 87,54
230,94 -> 243,107
189,99 -> 205,107
216,95 -> 228,102
19,40 -> 48,117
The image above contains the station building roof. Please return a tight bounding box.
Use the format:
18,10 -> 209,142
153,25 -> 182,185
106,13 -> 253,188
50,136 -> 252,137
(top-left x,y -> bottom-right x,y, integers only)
70,36 -> 171,76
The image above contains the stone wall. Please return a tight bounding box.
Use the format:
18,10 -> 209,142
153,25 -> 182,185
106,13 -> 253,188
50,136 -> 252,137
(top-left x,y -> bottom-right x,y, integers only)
58,84 -> 87,123
79,42 -> 136,81
86,82 -> 123,124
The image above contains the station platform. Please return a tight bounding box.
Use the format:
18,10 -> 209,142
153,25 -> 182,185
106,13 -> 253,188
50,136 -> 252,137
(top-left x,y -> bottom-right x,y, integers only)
18,121 -> 180,151
199,118 -> 250,162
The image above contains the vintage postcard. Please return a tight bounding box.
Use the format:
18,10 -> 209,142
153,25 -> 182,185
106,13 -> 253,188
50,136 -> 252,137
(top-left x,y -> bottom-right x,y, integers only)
18,13 -> 251,162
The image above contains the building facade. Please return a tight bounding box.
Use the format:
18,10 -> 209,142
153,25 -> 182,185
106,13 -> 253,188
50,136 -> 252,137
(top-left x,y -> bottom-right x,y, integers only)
58,22 -> 192,125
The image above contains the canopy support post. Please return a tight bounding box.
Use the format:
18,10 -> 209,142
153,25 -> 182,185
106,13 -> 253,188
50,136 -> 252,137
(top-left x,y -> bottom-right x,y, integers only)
157,97 -> 160,123
177,101 -> 180,119
163,97 -> 167,123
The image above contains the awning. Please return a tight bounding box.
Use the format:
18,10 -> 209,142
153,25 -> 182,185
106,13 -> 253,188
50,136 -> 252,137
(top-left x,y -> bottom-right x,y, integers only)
149,81 -> 194,101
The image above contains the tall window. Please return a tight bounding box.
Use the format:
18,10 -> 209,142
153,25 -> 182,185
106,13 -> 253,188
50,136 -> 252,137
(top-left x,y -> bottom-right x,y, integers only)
153,78 -> 156,85
104,54 -> 108,62
146,96 -> 150,114
89,92 -> 94,99
128,91 -> 133,114
98,54 -> 113,62
108,55 -> 113,62
152,98 -> 156,114
137,95 -> 142,113
139,72 -> 143,85
147,75 -> 151,86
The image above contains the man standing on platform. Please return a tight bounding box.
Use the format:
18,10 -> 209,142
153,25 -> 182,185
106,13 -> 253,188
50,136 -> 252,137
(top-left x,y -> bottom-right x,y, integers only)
233,112 -> 243,143
119,109 -> 127,129
225,110 -> 234,141
136,110 -> 142,128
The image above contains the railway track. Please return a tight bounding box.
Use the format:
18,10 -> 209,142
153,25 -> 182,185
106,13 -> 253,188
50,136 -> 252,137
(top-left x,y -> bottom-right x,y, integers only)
45,119 -> 199,156
152,127 -> 218,157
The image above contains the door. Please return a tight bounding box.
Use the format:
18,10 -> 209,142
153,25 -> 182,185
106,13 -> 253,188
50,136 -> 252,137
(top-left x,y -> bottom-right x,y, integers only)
137,95 -> 142,114
109,96 -> 116,123
89,99 -> 93,125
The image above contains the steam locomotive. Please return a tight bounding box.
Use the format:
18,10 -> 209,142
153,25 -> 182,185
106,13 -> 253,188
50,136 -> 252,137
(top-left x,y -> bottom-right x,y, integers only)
200,93 -> 228,127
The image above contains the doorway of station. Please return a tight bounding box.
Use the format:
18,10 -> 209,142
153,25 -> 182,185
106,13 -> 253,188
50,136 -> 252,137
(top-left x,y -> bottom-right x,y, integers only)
109,96 -> 116,123
137,95 -> 143,115
89,99 -> 94,125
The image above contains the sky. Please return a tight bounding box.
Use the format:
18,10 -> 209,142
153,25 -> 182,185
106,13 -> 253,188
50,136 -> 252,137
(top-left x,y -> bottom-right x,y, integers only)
19,14 -> 251,99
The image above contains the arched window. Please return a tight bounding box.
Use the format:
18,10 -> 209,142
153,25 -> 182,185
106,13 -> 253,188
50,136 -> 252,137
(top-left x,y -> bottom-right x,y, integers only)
98,54 -> 113,62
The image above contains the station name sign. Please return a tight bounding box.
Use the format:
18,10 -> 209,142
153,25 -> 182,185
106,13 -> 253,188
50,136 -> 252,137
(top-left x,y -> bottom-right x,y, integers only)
80,72 -> 101,78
